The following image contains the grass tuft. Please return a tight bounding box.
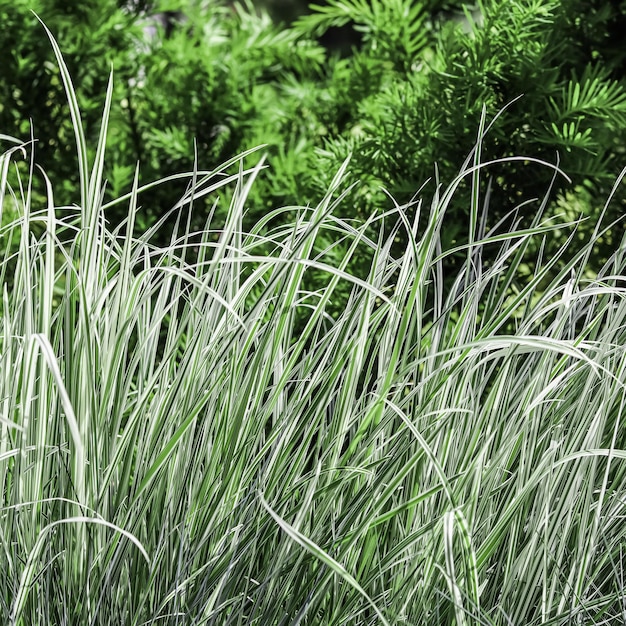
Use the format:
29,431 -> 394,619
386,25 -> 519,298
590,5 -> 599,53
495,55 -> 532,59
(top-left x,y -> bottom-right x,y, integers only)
2,25 -> 626,626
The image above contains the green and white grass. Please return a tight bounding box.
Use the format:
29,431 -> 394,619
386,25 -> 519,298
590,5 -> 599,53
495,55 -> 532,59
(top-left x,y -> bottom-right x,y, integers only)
2,26 -> 626,626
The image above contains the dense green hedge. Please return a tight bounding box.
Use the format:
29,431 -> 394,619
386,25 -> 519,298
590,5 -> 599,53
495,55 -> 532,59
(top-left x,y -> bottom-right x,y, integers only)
2,0 -> 626,269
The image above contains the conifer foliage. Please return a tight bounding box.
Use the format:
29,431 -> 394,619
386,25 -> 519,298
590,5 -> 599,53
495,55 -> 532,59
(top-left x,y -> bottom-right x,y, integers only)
1,0 -> 625,255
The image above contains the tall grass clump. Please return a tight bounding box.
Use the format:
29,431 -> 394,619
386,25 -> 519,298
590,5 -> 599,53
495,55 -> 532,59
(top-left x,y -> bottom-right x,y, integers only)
2,27 -> 626,626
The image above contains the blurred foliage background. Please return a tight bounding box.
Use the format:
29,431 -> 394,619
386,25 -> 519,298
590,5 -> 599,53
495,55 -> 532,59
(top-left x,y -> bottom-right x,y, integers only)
2,0 -> 626,294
